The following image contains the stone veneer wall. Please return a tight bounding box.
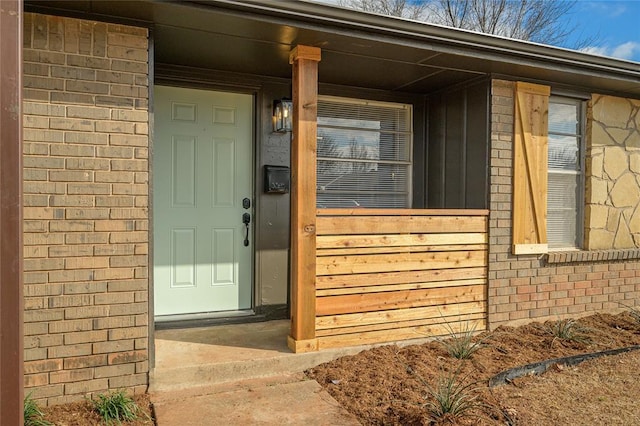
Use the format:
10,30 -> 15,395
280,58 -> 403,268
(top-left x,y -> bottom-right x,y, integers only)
586,94 -> 640,249
487,80 -> 640,329
22,13 -> 149,405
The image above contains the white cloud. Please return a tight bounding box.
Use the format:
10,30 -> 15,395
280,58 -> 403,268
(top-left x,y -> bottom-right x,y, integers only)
580,41 -> 640,61
611,42 -> 640,59
582,1 -> 627,18
609,5 -> 627,17
581,46 -> 608,56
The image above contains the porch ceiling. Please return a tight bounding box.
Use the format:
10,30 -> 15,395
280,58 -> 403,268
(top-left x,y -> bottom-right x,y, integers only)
26,0 -> 640,97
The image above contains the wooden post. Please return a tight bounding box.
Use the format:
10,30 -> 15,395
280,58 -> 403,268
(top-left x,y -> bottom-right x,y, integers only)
288,45 -> 321,353
0,0 -> 24,424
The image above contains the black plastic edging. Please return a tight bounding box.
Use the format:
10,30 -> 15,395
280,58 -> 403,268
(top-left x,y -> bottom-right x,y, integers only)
488,345 -> 640,387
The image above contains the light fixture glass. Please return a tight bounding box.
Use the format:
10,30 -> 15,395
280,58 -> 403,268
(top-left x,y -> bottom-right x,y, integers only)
273,99 -> 293,132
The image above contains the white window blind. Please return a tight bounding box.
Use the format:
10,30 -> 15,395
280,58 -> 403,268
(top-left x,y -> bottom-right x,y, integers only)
316,96 -> 413,209
547,97 -> 583,249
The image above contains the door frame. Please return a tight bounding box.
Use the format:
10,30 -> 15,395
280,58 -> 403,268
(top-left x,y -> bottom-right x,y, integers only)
150,74 -> 261,326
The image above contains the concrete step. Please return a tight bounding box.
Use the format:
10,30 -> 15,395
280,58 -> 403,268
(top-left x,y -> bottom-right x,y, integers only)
152,374 -> 362,426
149,320 -> 372,393
149,346 -> 369,392
151,373 -> 305,403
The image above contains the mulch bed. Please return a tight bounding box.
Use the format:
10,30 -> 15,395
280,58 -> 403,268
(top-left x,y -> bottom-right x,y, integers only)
306,311 -> 640,425
42,394 -> 154,426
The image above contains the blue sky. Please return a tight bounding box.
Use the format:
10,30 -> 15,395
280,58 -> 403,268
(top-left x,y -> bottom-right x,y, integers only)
567,0 -> 640,62
316,0 -> 640,63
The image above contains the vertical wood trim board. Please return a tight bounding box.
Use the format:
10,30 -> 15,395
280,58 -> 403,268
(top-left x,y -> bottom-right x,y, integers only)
0,1 -> 24,422
512,82 -> 550,254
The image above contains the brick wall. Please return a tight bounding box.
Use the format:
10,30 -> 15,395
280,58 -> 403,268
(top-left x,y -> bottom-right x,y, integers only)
487,79 -> 640,329
22,13 -> 149,405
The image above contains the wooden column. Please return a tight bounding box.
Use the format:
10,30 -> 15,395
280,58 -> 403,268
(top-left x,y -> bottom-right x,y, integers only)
0,0 -> 24,424
288,45 -> 321,353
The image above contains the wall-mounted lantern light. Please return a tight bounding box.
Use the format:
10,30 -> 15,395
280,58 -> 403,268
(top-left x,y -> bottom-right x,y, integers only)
273,99 -> 293,133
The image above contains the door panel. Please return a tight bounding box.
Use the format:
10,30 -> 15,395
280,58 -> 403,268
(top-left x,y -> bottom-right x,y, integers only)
172,228 -> 196,288
154,85 -> 253,316
212,138 -> 236,207
171,136 -> 196,207
212,228 -> 235,285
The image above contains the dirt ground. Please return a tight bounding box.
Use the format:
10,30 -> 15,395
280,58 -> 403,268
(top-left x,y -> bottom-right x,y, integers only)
306,312 -> 640,425
42,394 -> 154,426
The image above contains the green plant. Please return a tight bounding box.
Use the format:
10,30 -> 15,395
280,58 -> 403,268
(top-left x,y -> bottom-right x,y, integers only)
628,307 -> 640,324
24,393 -> 52,426
619,302 -> 640,324
423,370 -> 481,421
545,318 -> 591,345
92,390 -> 139,425
439,319 -> 487,360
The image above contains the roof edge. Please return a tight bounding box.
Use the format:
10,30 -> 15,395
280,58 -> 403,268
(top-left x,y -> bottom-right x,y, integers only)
191,0 -> 640,81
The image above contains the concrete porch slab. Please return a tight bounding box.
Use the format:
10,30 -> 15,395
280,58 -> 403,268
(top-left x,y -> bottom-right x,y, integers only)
149,318 -> 439,425
151,320 -> 380,393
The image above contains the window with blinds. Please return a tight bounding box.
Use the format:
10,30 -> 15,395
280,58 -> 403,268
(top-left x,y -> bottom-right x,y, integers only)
547,96 -> 584,249
316,96 -> 412,209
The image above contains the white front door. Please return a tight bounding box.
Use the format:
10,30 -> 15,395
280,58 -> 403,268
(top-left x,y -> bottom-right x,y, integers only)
153,85 -> 253,317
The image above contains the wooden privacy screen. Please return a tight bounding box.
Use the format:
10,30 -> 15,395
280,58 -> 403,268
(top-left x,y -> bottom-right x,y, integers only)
315,209 -> 489,350
512,82 -> 550,254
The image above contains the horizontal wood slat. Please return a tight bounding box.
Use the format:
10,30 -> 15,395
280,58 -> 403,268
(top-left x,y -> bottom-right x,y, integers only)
317,319 -> 487,350
317,244 -> 487,256
316,312 -> 485,337
317,250 -> 486,276
316,301 -> 485,330
312,211 -> 488,351
316,267 -> 487,289
317,215 -> 487,235
316,278 -> 486,296
317,208 -> 489,216
316,284 -> 485,316
317,233 -> 488,249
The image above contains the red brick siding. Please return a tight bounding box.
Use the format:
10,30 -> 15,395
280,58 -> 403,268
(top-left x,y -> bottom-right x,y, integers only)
23,13 -> 149,405
488,80 -> 640,328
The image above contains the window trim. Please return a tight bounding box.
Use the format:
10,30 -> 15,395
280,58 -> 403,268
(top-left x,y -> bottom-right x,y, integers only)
547,95 -> 586,250
316,95 -> 414,209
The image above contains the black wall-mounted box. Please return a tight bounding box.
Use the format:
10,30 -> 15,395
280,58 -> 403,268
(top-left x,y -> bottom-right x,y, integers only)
264,165 -> 290,194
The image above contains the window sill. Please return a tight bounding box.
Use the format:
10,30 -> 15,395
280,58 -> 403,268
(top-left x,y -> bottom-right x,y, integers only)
546,248 -> 640,264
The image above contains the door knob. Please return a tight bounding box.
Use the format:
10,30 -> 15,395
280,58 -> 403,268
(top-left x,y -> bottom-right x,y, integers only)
242,213 -> 251,247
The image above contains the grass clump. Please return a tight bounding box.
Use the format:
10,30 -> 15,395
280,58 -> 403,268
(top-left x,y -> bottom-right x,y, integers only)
439,319 -> 487,360
92,390 -> 139,425
423,370 -> 481,422
545,318 -> 591,345
619,302 -> 640,324
24,393 -> 52,426
628,307 -> 640,324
